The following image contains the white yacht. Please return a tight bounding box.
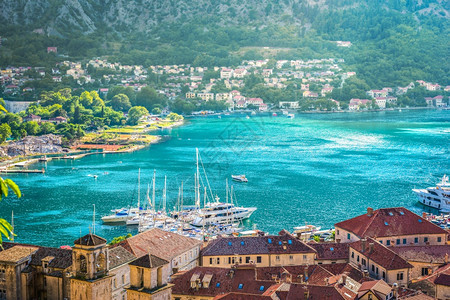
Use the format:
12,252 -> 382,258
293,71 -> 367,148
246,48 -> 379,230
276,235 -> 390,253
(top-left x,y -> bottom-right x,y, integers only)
101,208 -> 140,223
191,202 -> 257,227
413,175 -> 450,212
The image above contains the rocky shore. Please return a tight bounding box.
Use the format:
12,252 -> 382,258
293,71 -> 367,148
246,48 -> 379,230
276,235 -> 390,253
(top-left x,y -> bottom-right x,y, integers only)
0,134 -> 64,159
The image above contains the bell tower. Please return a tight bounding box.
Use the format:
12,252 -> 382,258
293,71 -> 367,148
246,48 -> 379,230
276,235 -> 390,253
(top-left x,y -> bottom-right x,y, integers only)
70,233 -> 113,300
72,233 -> 109,279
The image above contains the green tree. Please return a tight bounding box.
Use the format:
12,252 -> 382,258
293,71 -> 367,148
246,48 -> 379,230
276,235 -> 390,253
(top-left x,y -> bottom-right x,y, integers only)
39,122 -> 56,135
167,112 -> 183,121
0,124 -> 11,143
111,94 -> 131,112
23,121 -> 40,136
127,106 -> 149,125
135,87 -> 167,111
0,177 -> 21,245
152,107 -> 162,115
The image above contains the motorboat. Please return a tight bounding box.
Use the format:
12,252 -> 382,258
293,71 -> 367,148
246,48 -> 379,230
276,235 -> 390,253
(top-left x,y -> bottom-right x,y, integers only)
232,175 -> 248,182
413,175 -> 450,212
101,208 -> 140,223
191,202 -> 257,227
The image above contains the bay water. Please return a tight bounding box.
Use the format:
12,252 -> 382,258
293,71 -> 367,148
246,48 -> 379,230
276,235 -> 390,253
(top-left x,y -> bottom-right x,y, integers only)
2,109 -> 449,247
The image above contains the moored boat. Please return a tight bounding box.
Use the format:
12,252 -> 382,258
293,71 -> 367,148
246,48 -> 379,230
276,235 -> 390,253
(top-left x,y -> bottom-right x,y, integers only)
232,175 -> 248,182
413,175 -> 450,212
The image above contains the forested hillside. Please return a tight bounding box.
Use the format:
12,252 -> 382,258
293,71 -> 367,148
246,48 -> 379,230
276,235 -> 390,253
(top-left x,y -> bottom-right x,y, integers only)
0,0 -> 448,87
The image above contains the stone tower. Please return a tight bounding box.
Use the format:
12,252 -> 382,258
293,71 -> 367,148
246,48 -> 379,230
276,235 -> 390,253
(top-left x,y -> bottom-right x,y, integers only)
70,233 -> 113,300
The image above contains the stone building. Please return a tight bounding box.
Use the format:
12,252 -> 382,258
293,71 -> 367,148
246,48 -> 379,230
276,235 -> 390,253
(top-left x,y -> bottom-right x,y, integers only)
126,254 -> 172,300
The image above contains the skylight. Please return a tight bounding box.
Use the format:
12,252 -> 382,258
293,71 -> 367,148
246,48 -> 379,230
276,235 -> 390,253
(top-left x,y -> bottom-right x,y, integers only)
279,241 -> 282,245
268,238 -> 272,244
330,247 -> 334,251
216,283 -> 221,288
260,286 -> 265,291
238,284 -> 243,289
388,212 -> 393,216
399,211 -> 404,215
418,219 -> 423,223
384,221 -> 389,226
228,241 -> 232,246
288,240 -> 292,245
241,241 -> 245,246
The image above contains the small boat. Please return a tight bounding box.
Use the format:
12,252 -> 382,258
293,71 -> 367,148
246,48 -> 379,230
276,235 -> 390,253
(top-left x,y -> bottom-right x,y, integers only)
251,111 -> 256,116
218,115 -> 222,119
246,115 -> 250,119
272,113 -> 277,117
232,175 -> 248,183
287,113 -> 295,119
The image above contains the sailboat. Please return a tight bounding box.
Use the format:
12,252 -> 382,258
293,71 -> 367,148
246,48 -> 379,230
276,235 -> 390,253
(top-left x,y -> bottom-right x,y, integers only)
188,148 -> 257,227
101,169 -> 142,224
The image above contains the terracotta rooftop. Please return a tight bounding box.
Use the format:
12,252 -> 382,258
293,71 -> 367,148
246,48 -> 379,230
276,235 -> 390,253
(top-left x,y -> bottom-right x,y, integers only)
112,228 -> 201,260
308,242 -> 349,260
214,293 -> 274,300
171,266 -> 281,298
391,245 -> 450,264
2,242 -> 72,269
286,283 -> 347,299
108,246 -> 136,269
335,207 -> 447,238
0,245 -> 39,263
350,238 -> 413,270
129,254 -> 169,269
201,233 -> 316,256
358,279 -> 391,299
74,233 -> 107,246
434,268 -> 450,287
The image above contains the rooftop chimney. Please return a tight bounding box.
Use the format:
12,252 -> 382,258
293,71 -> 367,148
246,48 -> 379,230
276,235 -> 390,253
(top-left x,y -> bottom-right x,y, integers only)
367,207 -> 374,217
342,275 -> 347,285
445,253 -> 448,264
422,212 -> 427,219
369,243 -> 374,254
336,238 -> 341,244
361,239 -> 367,253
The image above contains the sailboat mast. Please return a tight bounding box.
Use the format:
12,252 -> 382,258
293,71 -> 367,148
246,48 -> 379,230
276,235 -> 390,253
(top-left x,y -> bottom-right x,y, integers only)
196,148 -> 200,209
181,181 -> 184,210
152,170 -> 156,210
163,175 -> 167,213
11,211 -> 14,242
138,168 -> 141,210
92,204 -> 96,235
226,178 -> 228,204
204,186 -> 207,207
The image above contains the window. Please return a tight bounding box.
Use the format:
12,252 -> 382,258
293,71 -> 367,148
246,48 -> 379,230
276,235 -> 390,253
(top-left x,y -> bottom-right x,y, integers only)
289,255 -> 293,260
210,258 -> 213,264
397,272 -> 404,281
438,237 -> 442,243
303,255 -> 307,260
239,257 -> 242,264
376,267 -> 379,275
382,271 -> 386,279
368,294 -> 373,300
257,256 -> 262,263
44,277 -> 47,287
347,233 -> 351,240
357,255 -> 360,262
260,286 -> 265,291
424,237 -> 428,243
216,258 -> 220,264
386,240 -> 390,246
396,239 -> 400,245
216,283 -> 221,288
337,230 -> 340,235
276,256 -> 280,261
414,237 -> 418,243
351,252 -> 354,258
422,268 -> 429,276
246,257 -> 250,264
372,264 -> 375,272
362,258 -> 366,266
122,274 -> 125,284
380,240 -> 382,244
403,238 -> 407,245
113,279 -> 116,288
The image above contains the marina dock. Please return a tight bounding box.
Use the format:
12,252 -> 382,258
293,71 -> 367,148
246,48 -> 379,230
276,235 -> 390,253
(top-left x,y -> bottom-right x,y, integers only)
0,168 -> 45,174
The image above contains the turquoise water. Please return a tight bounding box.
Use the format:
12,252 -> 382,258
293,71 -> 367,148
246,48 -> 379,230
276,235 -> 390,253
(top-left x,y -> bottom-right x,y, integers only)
1,109 -> 449,247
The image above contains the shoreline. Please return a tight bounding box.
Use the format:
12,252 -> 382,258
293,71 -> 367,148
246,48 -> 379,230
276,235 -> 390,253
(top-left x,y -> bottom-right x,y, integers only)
0,120 -> 184,173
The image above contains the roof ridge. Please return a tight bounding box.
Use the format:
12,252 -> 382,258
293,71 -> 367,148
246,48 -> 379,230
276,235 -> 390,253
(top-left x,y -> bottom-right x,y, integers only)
361,210 -> 379,237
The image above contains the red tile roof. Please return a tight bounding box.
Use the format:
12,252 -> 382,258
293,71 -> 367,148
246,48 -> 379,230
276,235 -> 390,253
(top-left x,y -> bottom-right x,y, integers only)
201,234 -> 316,257
350,238 -> 412,270
286,284 -> 347,299
112,228 -> 201,260
74,233 -> 106,246
335,207 -> 447,239
308,242 -> 349,261
391,245 -> 450,264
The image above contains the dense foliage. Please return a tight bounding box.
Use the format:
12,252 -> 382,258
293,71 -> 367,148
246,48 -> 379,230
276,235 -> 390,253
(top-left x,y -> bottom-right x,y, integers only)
0,0 -> 447,89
